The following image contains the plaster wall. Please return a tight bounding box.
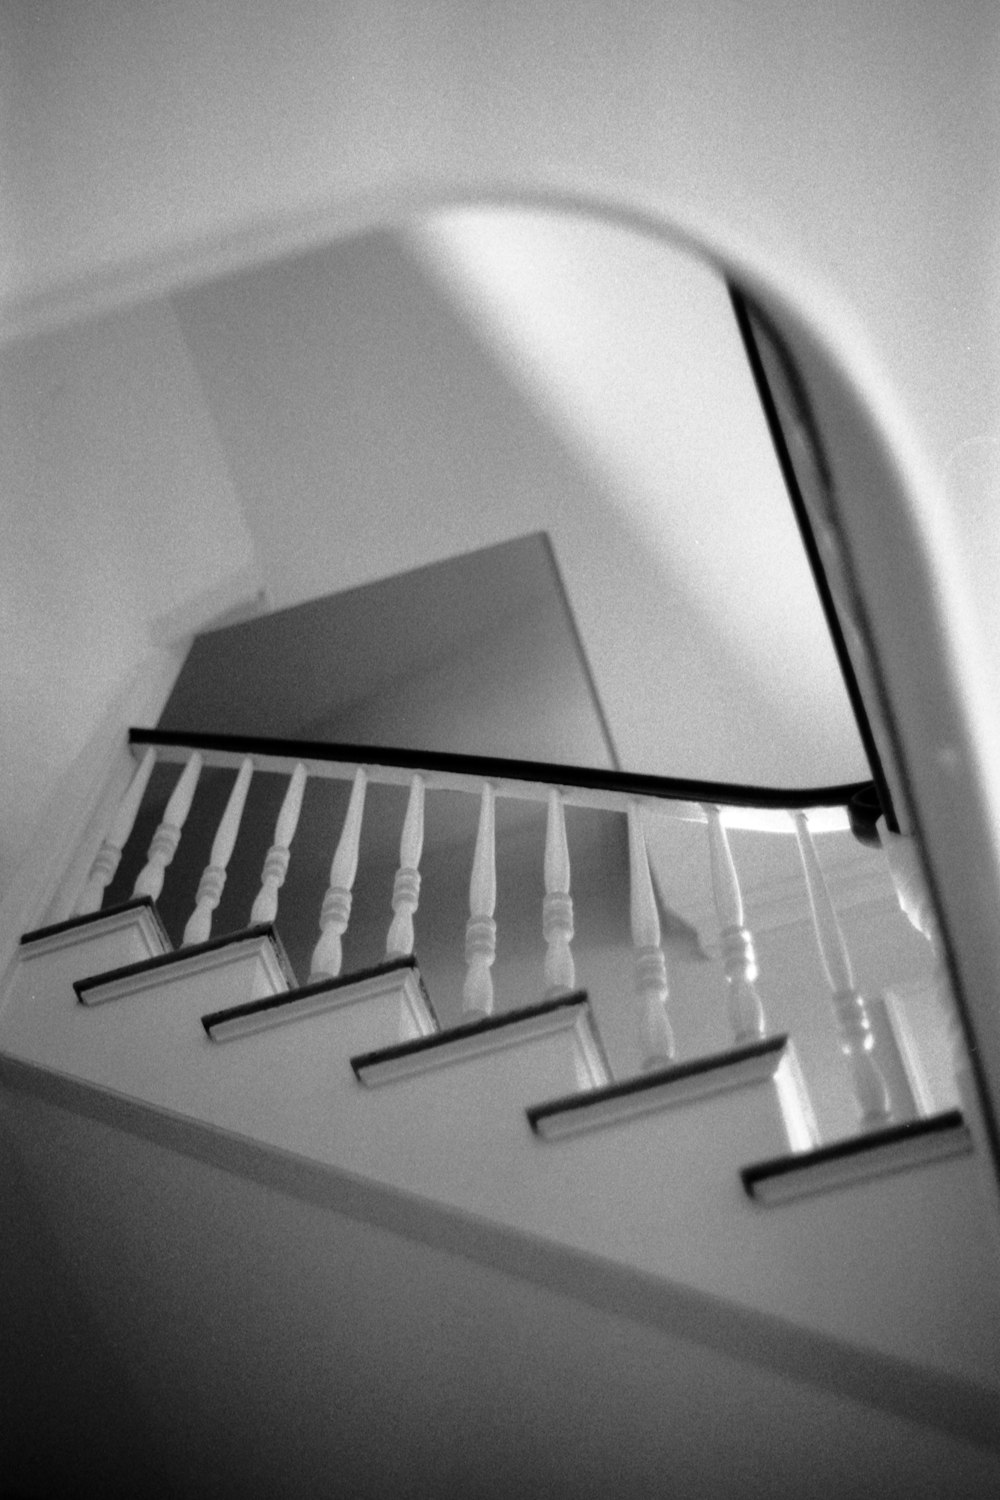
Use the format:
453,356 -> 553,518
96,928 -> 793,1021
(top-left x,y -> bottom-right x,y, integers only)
0,300 -> 254,896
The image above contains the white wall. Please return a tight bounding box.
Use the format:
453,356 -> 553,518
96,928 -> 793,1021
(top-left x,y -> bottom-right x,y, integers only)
169,220 -> 866,786
0,300 -> 254,895
5,0 -> 997,489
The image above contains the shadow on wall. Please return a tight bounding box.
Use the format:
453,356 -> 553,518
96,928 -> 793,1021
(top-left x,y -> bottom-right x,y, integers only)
156,532 -> 617,768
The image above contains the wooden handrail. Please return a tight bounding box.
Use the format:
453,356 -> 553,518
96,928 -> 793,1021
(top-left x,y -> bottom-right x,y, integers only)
129,728 -> 870,833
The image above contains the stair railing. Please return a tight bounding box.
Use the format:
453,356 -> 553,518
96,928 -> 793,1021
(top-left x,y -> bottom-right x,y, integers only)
70,726 -> 937,1139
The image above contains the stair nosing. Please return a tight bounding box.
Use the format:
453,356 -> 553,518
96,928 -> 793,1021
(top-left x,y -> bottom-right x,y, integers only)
352,989 -> 592,1082
527,1034 -> 790,1137
74,923 -> 295,1004
741,1108 -> 970,1204
21,896 -> 170,950
202,954 -> 438,1039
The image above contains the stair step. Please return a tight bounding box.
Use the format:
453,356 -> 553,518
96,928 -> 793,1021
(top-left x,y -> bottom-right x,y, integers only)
203,955 -> 437,1048
741,1109 -> 972,1206
2,898 -> 172,1065
8,915 -> 995,1394
527,1035 -> 793,1141
351,990 -> 610,1091
74,924 -> 293,1007
20,897 -> 171,959
18,894 -> 170,966
1,925 -> 292,1094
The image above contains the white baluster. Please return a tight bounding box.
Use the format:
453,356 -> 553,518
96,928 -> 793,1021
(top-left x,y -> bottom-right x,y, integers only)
310,768 -> 367,981
463,782 -> 497,1016
250,763 -> 307,926
628,801 -> 674,1068
880,825 -> 973,1114
706,806 -> 766,1042
794,811 -> 892,1129
543,788 -> 575,997
386,774 -> 425,959
133,751 -> 203,901
183,757 -> 254,946
75,747 -> 157,914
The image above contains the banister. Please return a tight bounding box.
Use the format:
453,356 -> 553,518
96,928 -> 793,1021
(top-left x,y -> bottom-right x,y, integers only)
128,728 -> 871,834
55,723 -> 955,1147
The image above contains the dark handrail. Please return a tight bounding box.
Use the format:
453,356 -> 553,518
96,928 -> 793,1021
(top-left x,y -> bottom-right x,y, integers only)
728,284 -> 899,833
130,727 -> 874,813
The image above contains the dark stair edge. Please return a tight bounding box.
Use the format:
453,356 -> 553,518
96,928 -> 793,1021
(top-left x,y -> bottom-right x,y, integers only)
351,989 -> 594,1078
74,923 -> 296,1003
22,896 -> 171,950
527,1034 -> 789,1133
741,1109 -> 968,1200
203,954 -> 438,1038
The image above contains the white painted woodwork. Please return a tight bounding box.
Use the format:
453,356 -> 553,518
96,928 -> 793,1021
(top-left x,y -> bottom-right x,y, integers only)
250,762 -> 307,926
133,751 -> 204,901
880,825 -> 972,1116
75,747 -> 157,915
627,801 -> 674,1068
706,805 -> 766,1042
386,774 -> 425,960
793,812 -> 892,1130
463,782 -> 497,1016
543,788 -> 575,998
309,767 -> 367,982
182,757 -> 254,946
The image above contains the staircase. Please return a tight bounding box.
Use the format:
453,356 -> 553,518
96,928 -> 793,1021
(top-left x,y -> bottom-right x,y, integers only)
2,731 -> 1000,1495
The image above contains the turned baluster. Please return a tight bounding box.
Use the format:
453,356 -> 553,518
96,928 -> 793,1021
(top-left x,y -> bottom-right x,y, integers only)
75,747 -> 157,914
250,762 -> 307,925
183,757 -> 254,946
386,774 -> 425,959
880,825 -> 972,1113
543,788 -> 575,997
793,811 -> 892,1129
133,751 -> 203,901
627,801 -> 674,1068
463,782 -> 497,1017
706,805 -> 766,1042
310,768 -> 367,982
